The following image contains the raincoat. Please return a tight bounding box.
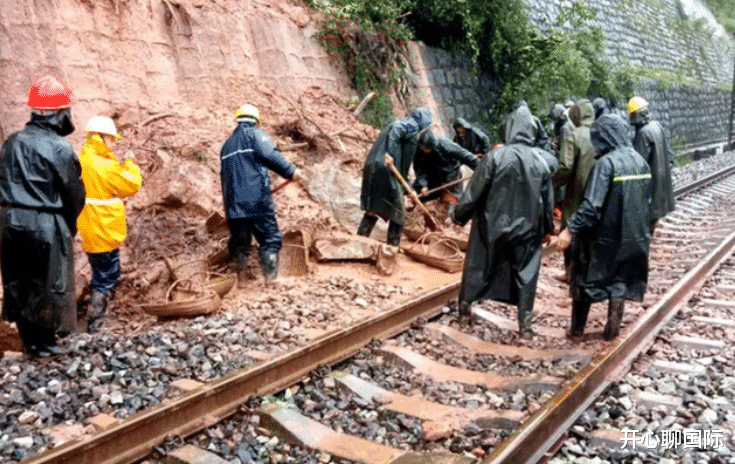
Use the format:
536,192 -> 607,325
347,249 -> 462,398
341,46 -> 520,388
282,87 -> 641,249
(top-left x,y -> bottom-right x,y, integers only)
553,99 -> 597,222
360,108 -> 433,224
452,118 -> 491,155
77,134 -> 142,253
567,113 -> 651,302
220,121 -> 296,220
452,105 -> 555,311
631,109 -> 675,220
0,111 -> 86,334
413,130 -> 478,194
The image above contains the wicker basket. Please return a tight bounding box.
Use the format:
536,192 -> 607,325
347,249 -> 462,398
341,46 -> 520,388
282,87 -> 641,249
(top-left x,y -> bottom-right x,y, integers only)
402,232 -> 465,273
140,279 -> 221,318
403,227 -> 468,251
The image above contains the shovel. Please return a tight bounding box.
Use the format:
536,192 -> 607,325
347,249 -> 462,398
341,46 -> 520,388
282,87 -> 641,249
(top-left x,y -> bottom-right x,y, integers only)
417,175 -> 472,202
387,162 -> 439,231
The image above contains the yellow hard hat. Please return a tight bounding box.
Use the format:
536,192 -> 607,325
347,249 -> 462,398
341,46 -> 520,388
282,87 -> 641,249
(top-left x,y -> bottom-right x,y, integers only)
235,104 -> 260,122
84,116 -> 121,138
627,96 -> 648,114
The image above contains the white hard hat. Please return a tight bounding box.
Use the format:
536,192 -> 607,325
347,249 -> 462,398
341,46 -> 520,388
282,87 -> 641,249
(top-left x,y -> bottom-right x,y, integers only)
85,116 -> 120,138
234,104 -> 260,122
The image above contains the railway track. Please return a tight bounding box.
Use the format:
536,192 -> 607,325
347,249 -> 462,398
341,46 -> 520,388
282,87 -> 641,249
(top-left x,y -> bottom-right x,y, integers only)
17,164 -> 735,464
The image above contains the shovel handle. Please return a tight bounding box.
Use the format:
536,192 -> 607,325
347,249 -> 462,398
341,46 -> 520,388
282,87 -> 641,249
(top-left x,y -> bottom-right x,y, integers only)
271,179 -> 293,194
387,162 -> 438,230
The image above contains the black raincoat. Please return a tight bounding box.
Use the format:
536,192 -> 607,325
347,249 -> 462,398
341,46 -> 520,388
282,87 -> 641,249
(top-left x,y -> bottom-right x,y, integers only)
567,113 -> 651,302
452,105 -> 555,311
360,108 -> 433,224
220,121 -> 296,219
452,118 -> 491,156
631,109 -> 675,220
413,130 -> 478,196
0,111 -> 86,334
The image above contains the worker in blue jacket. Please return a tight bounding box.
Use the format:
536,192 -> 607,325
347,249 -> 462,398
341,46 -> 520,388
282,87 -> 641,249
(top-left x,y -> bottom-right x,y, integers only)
220,104 -> 302,287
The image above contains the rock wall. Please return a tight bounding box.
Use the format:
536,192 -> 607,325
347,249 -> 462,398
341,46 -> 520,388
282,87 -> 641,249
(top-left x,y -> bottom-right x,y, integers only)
0,0 -> 351,147
411,0 -> 735,148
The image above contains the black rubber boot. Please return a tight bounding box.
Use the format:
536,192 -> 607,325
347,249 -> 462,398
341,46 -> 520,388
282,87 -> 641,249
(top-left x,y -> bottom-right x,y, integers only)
261,251 -> 279,285
604,299 -> 625,341
387,220 -> 403,246
233,251 -> 250,289
458,300 -> 472,324
87,290 -> 109,333
357,214 -> 378,237
570,290 -> 591,339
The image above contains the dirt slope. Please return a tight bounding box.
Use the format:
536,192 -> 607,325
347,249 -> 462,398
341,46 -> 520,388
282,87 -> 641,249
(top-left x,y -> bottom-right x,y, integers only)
0,0 -> 463,351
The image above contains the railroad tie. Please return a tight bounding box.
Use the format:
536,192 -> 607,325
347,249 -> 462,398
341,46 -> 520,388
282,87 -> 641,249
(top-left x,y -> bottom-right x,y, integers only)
257,403 -> 476,464
378,344 -> 561,395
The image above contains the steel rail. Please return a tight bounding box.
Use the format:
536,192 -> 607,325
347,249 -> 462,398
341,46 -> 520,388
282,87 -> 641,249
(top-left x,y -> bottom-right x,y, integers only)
22,283 -> 459,464
481,229 -> 735,464
674,164 -> 735,197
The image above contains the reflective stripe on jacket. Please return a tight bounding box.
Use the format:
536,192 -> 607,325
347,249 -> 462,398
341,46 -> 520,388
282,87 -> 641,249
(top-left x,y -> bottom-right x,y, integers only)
77,134 -> 142,253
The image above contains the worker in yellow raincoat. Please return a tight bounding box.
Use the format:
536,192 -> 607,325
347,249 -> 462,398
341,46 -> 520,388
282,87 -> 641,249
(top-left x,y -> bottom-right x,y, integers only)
77,116 -> 142,332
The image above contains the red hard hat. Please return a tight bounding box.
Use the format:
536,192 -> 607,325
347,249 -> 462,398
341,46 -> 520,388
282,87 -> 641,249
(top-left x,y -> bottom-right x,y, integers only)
27,75 -> 74,110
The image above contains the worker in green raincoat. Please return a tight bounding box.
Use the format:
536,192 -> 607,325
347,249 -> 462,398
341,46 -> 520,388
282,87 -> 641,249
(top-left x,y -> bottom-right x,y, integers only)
357,108 -> 433,246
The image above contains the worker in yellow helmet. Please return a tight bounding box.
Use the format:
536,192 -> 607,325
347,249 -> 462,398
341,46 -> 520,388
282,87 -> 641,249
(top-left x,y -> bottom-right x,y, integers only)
77,116 -> 142,332
628,96 -> 675,233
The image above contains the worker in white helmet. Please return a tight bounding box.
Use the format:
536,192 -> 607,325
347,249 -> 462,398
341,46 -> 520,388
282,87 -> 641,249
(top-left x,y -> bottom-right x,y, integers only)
220,104 -> 302,287
77,116 -> 142,332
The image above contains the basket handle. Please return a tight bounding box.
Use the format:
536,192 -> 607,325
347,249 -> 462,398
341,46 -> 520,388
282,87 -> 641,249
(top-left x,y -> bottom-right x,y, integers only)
416,232 -> 462,258
165,278 -> 207,302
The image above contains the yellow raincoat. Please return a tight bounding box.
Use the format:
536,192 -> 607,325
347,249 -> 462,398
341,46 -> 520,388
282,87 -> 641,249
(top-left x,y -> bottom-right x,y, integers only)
77,134 -> 142,253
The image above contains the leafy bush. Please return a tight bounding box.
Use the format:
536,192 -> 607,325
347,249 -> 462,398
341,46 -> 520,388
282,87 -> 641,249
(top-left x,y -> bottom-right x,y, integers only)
309,0 -> 640,126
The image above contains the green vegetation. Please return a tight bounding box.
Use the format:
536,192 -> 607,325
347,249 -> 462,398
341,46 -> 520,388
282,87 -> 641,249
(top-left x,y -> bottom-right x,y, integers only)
309,0 -> 639,127
704,0 -> 735,34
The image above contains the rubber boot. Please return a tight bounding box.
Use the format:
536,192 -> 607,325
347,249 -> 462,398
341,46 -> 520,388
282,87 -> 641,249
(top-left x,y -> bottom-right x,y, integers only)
518,309 -> 535,338
233,252 -> 249,289
357,214 -> 378,237
387,220 -> 403,246
458,300 -> 472,325
87,290 -> 109,333
569,290 -> 591,340
604,299 -> 624,341
262,251 -> 279,286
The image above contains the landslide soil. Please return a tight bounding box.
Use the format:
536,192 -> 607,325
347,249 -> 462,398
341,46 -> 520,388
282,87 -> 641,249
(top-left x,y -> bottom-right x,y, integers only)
59,83 -> 466,348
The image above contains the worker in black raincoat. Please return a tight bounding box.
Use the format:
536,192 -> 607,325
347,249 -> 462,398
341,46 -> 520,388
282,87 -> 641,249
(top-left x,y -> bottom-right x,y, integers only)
358,107 -> 433,246
452,117 -> 491,157
413,129 -> 479,214
220,104 -> 302,287
0,75 -> 86,358
450,104 -> 556,335
556,113 -> 651,341
628,96 -> 675,232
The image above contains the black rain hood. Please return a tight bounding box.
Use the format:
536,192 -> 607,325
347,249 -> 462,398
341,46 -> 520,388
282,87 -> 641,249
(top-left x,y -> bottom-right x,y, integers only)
592,98 -> 608,120
591,113 -> 631,157
30,108 -> 75,137
505,104 -> 539,147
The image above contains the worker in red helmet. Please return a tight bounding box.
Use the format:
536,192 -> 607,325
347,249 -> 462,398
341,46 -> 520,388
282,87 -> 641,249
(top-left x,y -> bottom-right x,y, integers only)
0,75 -> 86,358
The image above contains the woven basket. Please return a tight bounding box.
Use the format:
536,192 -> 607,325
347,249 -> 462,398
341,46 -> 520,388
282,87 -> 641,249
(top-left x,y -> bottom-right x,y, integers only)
203,273 -> 236,298
403,227 -> 468,251
140,279 -> 221,318
402,232 -> 465,273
